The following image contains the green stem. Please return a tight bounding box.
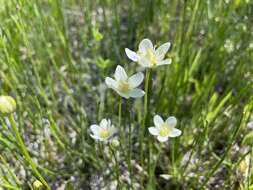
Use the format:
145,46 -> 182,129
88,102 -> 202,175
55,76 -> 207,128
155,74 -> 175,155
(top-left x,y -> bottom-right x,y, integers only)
8,115 -> 51,190
127,100 -> 132,189
0,154 -> 21,186
148,144 -> 163,190
153,144 -> 163,173
199,115 -> 243,189
247,148 -> 252,189
118,97 -> 122,130
140,69 -> 151,185
109,145 -> 120,189
147,139 -> 153,189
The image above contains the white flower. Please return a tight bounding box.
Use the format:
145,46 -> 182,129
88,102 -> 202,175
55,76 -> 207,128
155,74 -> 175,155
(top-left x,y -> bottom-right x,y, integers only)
105,65 -> 145,99
90,118 -> 116,142
125,38 -> 172,68
148,115 -> 181,142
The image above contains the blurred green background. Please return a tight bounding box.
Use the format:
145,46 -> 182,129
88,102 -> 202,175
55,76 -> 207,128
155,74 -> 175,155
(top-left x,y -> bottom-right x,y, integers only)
0,0 -> 252,189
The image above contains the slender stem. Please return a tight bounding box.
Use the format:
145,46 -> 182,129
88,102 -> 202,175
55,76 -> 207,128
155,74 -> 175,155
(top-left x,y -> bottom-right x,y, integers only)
140,69 -> 152,185
247,148 -> 252,189
98,143 -> 117,180
109,145 -> 120,189
0,154 -> 21,186
199,115 -> 242,189
153,144 -> 163,173
118,97 -> 124,147
148,144 -> 163,189
147,139 -> 153,189
8,114 -> 51,190
127,100 -> 132,189
118,96 -> 122,129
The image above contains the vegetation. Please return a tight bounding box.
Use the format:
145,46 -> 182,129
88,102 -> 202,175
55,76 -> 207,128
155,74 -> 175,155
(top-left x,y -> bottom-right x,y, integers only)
0,0 -> 252,189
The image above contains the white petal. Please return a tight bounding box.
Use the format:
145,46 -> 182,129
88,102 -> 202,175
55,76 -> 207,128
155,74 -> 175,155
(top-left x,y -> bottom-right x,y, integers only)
157,136 -> 168,142
166,116 -> 177,127
116,90 -> 130,99
128,72 -> 144,88
128,89 -> 145,98
100,119 -> 108,128
156,42 -> 171,57
139,39 -> 153,53
157,59 -> 172,66
148,127 -> 158,136
107,119 -> 111,127
125,48 -> 139,62
114,65 -> 128,81
90,134 -> 100,140
169,128 -> 182,137
154,115 -> 164,127
90,125 -> 100,135
138,57 -> 151,67
109,125 -> 117,134
105,77 -> 117,89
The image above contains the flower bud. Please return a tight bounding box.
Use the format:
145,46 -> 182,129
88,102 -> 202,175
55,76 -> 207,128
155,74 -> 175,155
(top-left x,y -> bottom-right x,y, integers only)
111,139 -> 120,148
0,96 -> 16,115
33,180 -> 43,189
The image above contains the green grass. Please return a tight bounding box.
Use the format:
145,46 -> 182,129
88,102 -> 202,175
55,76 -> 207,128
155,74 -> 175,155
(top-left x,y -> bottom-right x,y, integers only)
0,0 -> 252,189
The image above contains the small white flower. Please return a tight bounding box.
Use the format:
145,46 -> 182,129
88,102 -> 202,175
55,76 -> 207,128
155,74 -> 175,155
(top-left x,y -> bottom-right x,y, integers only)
90,118 -> 116,142
105,65 -> 145,99
148,115 -> 181,142
125,38 -> 172,68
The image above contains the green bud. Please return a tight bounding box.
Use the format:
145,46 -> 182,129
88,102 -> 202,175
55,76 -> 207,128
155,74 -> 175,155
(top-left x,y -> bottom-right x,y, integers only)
0,96 -> 16,115
111,139 -> 120,148
33,180 -> 43,189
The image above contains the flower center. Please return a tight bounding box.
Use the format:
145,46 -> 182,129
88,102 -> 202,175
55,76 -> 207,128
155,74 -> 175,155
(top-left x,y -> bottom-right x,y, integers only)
118,80 -> 130,92
158,125 -> 171,137
146,49 -> 157,66
99,128 -> 111,139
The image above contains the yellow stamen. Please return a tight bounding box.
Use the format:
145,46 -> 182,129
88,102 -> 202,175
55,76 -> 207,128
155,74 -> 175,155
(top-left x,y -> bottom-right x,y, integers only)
118,80 -> 130,92
146,49 -> 157,66
158,125 -> 171,137
99,128 -> 111,139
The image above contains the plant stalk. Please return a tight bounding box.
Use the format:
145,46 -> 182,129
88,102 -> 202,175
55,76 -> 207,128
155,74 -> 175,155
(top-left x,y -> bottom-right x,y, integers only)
8,115 -> 51,190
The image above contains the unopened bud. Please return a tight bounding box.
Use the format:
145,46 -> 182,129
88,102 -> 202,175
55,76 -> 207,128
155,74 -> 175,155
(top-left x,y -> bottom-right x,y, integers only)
0,96 -> 16,115
33,180 -> 43,189
111,139 -> 120,147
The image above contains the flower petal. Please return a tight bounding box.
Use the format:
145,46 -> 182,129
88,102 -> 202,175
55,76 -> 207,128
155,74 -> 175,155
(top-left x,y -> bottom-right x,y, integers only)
138,57 -> 151,67
105,77 -> 117,89
157,136 -> 168,142
125,48 -> 139,62
116,90 -> 130,99
110,125 -> 117,135
154,115 -> 164,127
100,119 -> 108,128
169,128 -> 182,137
166,116 -> 177,127
90,125 -> 100,135
90,134 -> 100,140
107,119 -> 111,127
128,89 -> 145,98
139,39 -> 153,53
128,72 -> 144,88
157,59 -> 172,66
148,127 -> 158,136
156,42 -> 171,57
114,65 -> 128,81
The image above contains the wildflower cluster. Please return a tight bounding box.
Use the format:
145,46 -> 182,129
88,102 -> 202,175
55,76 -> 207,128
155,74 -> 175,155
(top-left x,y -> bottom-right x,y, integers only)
89,38 -> 182,143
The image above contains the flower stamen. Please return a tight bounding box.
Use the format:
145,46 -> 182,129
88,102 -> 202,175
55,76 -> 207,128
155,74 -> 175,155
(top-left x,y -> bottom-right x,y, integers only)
158,125 -> 171,137
118,80 -> 130,92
